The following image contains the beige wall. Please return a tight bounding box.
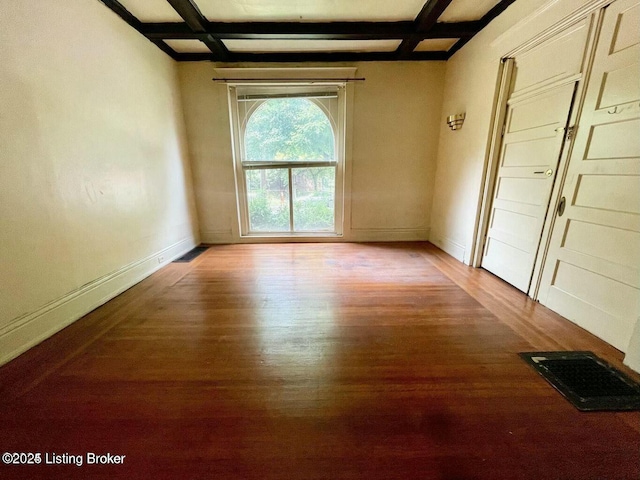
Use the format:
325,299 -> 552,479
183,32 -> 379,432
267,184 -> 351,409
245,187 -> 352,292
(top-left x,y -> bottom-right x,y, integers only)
429,0 -> 599,264
0,0 -> 199,364
178,61 -> 445,243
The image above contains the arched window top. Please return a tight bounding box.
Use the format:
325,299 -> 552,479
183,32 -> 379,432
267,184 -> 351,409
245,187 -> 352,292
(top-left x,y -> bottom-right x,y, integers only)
244,98 -> 335,162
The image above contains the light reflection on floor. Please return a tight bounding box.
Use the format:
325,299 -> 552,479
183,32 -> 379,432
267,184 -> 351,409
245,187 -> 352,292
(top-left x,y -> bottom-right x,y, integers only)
250,252 -> 339,412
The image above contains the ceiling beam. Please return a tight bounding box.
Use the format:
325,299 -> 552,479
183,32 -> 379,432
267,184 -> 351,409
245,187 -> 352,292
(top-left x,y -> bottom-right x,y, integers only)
478,0 -> 518,27
214,21 -> 415,40
98,0 -> 143,31
415,0 -> 455,31
142,23 -> 195,39
165,0 -> 228,60
150,39 -> 180,60
446,0 -> 517,58
173,50 -> 449,63
141,20 -> 480,41
397,0 -> 455,58
429,21 -> 480,39
143,21 -> 414,40
98,0 -> 178,60
99,0 -> 511,62
165,0 -> 207,30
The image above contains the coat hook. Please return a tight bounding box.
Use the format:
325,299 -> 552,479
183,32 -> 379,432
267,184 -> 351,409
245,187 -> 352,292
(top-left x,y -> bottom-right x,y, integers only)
607,105 -> 619,114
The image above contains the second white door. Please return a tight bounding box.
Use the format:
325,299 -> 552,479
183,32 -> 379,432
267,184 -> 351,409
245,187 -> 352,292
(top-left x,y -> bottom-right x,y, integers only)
481,83 -> 576,292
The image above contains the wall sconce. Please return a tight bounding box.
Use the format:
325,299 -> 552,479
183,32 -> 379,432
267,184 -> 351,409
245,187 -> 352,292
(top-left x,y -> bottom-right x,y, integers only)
447,113 -> 465,131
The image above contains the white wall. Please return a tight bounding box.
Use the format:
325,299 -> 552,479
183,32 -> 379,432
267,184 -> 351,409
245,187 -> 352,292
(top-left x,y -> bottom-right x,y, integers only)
0,0 -> 199,365
178,61 -> 445,243
429,0 -> 601,264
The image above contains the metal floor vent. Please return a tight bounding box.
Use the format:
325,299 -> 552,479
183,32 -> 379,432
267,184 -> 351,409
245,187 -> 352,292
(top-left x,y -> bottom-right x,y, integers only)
173,246 -> 209,263
519,351 -> 640,411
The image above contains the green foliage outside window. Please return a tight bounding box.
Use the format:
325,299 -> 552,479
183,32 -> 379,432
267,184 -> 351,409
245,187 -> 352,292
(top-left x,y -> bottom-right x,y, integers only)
245,98 -> 334,161
244,98 -> 337,232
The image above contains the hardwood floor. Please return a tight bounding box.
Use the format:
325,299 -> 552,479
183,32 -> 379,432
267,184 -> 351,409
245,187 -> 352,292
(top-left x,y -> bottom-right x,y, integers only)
0,242 -> 638,479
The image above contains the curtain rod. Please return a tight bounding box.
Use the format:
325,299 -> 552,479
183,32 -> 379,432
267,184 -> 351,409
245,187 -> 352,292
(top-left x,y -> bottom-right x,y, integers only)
238,92 -> 338,101
212,77 -> 365,83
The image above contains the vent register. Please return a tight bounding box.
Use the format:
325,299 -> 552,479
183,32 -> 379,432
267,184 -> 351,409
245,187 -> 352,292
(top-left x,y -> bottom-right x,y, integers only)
520,351 -> 640,411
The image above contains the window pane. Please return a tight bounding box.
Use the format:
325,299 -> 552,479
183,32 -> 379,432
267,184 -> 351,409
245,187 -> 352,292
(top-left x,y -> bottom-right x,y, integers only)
246,169 -> 290,232
292,167 -> 335,232
244,98 -> 335,162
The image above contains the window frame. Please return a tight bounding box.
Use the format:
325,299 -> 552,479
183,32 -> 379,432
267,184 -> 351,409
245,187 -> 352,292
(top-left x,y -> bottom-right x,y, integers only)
228,83 -> 346,238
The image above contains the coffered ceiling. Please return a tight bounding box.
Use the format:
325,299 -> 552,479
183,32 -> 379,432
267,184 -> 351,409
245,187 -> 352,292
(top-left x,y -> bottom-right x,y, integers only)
98,0 -> 516,61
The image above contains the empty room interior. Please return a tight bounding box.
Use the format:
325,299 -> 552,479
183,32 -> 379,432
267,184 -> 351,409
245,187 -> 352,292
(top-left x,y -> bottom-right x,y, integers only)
1,0 -> 640,478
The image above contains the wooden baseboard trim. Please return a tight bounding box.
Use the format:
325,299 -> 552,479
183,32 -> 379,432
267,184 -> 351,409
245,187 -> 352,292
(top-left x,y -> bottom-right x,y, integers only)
429,234 -> 466,262
348,228 -> 430,242
0,237 -> 197,366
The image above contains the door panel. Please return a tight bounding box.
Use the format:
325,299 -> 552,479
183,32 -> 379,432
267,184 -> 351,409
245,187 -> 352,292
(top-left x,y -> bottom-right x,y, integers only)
562,220 -> 640,268
538,0 -> 640,352
598,64 -> 640,108
482,83 -> 576,292
585,118 -> 640,158
502,137 -> 560,167
573,173 -> 640,212
610,0 -> 639,52
511,19 -> 589,95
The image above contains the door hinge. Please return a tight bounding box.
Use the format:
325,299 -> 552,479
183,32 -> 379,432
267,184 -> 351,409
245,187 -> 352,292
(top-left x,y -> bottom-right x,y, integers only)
565,126 -> 576,141
501,124 -> 506,137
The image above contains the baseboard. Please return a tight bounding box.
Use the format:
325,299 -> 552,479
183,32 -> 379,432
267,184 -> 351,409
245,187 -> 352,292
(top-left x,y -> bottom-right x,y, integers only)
0,237 -> 196,367
349,227 -> 430,242
623,318 -> 640,374
203,227 -> 430,243
429,234 -> 466,262
200,229 -> 234,244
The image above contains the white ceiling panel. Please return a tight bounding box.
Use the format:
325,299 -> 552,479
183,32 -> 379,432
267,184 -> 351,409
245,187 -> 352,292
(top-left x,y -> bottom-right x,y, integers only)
415,38 -> 458,51
117,0 -> 184,22
165,40 -> 212,53
196,0 -> 427,22
438,0 -> 501,23
223,39 -> 402,53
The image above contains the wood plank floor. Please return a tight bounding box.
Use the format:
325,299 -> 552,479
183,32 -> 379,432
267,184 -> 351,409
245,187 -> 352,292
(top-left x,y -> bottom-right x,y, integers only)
0,242 -> 638,480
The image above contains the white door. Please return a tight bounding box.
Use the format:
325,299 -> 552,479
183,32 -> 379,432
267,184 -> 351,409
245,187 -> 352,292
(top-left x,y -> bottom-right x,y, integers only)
537,0 -> 640,352
481,21 -> 590,293
482,85 -> 576,292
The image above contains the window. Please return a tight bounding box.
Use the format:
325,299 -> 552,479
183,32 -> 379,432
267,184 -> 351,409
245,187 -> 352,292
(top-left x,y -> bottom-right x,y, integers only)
228,84 -> 346,237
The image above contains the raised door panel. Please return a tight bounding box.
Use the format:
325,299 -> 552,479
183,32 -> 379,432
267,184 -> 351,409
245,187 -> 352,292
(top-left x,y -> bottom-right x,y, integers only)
511,19 -> 589,96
